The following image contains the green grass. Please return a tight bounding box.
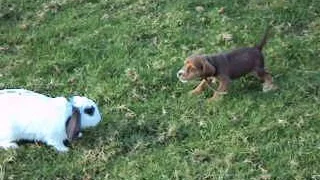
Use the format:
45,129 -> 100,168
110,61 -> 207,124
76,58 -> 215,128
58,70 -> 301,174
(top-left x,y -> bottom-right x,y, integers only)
1,0 -> 320,179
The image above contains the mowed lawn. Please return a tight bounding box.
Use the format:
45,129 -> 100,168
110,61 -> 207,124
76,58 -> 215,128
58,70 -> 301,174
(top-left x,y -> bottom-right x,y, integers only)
1,0 -> 320,179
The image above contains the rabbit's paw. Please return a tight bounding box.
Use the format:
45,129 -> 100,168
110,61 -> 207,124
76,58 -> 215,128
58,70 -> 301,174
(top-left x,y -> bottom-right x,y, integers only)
48,140 -> 69,152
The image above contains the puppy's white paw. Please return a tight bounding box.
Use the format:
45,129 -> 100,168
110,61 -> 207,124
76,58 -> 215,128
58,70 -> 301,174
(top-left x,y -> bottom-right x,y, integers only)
263,83 -> 278,92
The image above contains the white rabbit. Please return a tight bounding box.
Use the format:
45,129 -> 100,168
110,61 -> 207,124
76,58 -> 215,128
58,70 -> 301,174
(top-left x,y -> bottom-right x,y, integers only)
0,89 -> 102,130
69,95 -> 102,130
0,89 -> 102,152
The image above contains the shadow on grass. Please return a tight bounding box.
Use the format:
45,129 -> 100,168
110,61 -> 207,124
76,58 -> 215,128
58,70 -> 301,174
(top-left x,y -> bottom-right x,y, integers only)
80,115 -> 190,155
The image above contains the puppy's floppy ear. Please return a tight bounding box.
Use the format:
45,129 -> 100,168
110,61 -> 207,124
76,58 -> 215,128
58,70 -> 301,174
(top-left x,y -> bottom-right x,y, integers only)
201,58 -> 216,77
66,107 -> 81,141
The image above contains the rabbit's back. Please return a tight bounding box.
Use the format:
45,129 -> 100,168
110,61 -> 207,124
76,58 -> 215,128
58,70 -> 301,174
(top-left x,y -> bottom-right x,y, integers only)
0,94 -> 71,142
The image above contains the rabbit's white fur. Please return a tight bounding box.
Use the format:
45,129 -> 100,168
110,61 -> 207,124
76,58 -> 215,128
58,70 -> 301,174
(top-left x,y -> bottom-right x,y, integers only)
69,96 -> 101,129
0,89 -> 102,130
0,89 -> 102,152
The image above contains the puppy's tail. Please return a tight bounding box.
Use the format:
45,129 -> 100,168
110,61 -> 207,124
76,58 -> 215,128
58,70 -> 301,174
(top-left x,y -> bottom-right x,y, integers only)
256,25 -> 271,51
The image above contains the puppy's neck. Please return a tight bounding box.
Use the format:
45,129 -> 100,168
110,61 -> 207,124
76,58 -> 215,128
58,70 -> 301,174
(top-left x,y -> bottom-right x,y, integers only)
202,55 -> 218,78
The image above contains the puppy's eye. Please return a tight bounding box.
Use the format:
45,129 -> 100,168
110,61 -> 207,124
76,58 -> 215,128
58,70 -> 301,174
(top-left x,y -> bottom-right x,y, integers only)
187,66 -> 195,73
84,106 -> 95,116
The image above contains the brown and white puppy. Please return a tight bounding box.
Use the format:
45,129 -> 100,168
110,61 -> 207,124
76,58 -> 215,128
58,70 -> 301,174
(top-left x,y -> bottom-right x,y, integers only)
177,27 -> 278,101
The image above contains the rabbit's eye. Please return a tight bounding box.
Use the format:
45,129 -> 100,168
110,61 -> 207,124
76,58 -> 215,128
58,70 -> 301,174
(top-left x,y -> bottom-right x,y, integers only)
84,106 -> 95,116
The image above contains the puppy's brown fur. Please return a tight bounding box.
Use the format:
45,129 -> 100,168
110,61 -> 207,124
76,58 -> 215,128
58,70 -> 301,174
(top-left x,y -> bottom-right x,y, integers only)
177,27 -> 278,101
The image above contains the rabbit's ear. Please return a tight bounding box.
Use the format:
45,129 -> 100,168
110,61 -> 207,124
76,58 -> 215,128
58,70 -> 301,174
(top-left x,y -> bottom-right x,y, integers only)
66,107 -> 81,141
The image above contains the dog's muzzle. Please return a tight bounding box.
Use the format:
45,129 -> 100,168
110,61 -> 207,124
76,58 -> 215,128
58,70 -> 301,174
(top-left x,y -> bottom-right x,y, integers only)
177,70 -> 187,83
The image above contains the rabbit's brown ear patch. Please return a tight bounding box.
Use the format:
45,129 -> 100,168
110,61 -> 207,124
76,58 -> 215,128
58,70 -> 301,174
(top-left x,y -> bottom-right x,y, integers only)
66,108 -> 81,141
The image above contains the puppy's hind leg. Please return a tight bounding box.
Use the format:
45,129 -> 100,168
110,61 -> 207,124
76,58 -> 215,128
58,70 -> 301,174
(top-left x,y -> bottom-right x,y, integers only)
254,68 -> 278,92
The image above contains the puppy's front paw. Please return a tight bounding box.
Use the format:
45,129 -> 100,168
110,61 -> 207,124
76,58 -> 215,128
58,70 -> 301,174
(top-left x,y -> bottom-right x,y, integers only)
207,97 -> 221,102
207,95 -> 222,102
208,91 -> 227,102
189,89 -> 202,95
263,83 -> 278,92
